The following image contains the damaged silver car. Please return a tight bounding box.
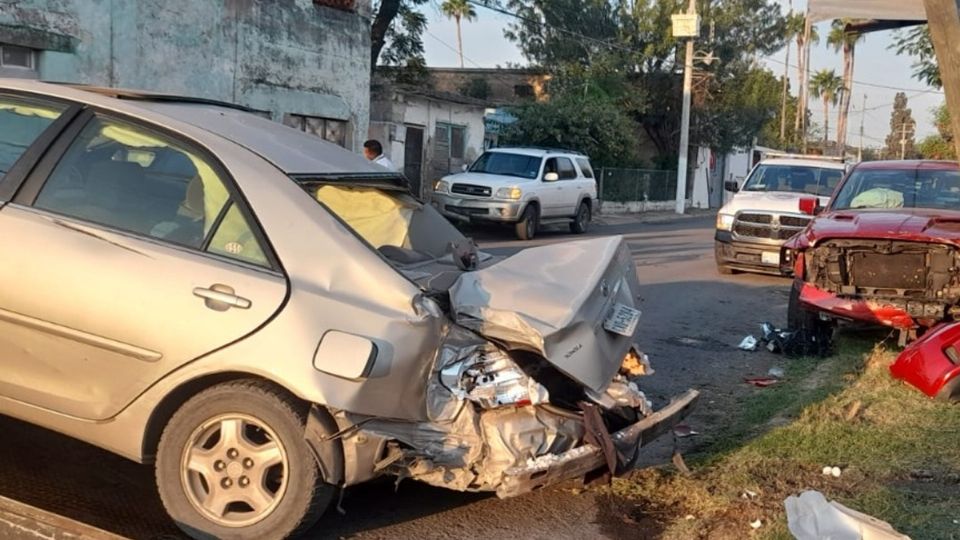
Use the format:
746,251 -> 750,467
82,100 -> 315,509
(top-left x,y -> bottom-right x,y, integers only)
0,80 -> 698,539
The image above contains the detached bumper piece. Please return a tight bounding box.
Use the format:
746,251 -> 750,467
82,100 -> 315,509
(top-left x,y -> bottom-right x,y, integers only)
495,389 -> 699,498
890,323 -> 960,400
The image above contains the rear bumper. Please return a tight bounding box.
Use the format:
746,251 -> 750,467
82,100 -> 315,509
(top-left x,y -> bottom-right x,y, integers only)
431,193 -> 525,223
496,389 -> 699,498
890,322 -> 960,399
798,283 -> 917,329
714,231 -> 787,275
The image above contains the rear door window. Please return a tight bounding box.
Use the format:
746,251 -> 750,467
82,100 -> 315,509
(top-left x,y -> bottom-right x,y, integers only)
576,158 -> 594,179
557,157 -> 577,180
0,95 -> 66,179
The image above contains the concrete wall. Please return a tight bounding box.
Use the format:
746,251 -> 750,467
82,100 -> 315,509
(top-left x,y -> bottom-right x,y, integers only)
0,0 -> 371,150
428,68 -> 550,105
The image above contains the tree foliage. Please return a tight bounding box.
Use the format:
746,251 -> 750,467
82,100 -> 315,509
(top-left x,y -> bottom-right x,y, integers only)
918,103 -> 956,159
884,92 -> 919,159
890,26 -> 942,89
372,0 -> 430,81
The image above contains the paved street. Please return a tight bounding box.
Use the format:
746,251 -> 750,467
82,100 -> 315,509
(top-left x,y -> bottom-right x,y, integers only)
0,213 -> 793,540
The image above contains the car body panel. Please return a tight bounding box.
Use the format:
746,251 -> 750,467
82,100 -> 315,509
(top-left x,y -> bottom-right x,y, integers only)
719,189 -> 831,217
797,282 -> 916,329
793,209 -> 960,248
890,322 -> 960,399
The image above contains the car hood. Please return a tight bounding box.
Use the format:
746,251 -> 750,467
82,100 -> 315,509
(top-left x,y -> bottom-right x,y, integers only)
805,208 -> 960,246
449,236 -> 639,392
722,190 -> 829,216
443,172 -> 535,189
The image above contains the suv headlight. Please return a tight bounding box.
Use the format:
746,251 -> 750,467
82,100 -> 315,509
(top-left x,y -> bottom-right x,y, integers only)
495,187 -> 522,200
435,180 -> 450,194
717,213 -> 735,231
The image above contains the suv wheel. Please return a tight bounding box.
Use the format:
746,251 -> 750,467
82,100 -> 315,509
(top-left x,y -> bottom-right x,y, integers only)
787,279 -> 834,357
156,380 -> 334,540
570,201 -> 591,234
515,204 -> 539,240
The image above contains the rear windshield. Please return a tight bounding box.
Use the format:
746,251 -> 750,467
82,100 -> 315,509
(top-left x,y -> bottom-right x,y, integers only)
832,168 -> 960,210
469,152 -> 542,180
741,164 -> 844,197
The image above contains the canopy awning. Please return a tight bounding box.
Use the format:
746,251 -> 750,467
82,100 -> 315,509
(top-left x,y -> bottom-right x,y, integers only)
807,0 -> 927,22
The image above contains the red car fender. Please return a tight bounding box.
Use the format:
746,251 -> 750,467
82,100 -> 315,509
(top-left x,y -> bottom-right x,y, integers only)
890,322 -> 960,400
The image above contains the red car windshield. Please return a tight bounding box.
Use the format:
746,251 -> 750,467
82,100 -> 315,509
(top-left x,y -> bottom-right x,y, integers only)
832,169 -> 960,211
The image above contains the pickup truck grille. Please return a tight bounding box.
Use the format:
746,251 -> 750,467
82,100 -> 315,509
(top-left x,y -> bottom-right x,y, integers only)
451,183 -> 492,197
733,212 -> 810,242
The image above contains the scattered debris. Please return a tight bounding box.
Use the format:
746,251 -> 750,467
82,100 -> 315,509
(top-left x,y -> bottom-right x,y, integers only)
739,336 -> 759,351
672,450 -> 691,475
785,490 -> 910,540
821,466 -> 842,478
672,424 -> 699,438
768,366 -> 786,379
845,400 -> 863,421
909,469 -> 935,482
745,377 -> 780,387
750,519 -> 763,529
741,490 -> 758,499
621,348 -> 655,377
685,515 -> 696,521
761,321 -> 800,354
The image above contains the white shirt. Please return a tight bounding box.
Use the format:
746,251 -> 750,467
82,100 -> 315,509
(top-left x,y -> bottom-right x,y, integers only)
372,154 -> 396,171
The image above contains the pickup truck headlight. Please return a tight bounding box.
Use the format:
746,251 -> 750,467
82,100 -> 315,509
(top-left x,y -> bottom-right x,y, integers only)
495,187 -> 522,200
434,180 -> 450,194
716,213 -> 735,231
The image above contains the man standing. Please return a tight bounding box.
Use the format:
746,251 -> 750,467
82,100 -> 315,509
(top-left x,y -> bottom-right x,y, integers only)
363,139 -> 396,171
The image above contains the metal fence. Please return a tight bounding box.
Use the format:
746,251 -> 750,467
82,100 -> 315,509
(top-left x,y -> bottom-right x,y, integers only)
597,168 -> 692,202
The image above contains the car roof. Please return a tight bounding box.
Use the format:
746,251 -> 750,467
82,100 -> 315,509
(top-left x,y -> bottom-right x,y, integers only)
487,147 -> 587,158
854,159 -> 960,171
759,158 -> 846,169
0,79 -> 390,176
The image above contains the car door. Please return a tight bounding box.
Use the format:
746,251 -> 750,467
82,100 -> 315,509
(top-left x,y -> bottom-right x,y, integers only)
0,109 -> 287,421
554,157 -> 580,216
575,157 -> 598,204
538,157 -> 565,217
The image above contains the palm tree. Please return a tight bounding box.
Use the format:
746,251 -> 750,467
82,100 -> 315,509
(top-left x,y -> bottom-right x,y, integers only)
810,69 -> 844,152
828,19 -> 865,153
790,13 -> 820,137
441,0 -> 477,68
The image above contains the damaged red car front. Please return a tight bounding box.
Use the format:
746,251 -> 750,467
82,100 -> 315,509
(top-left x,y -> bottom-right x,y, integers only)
782,160 -> 960,352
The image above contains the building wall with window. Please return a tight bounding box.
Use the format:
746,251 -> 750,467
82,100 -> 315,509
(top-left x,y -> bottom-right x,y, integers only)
0,0 -> 371,150
369,84 -> 487,198
427,68 -> 550,106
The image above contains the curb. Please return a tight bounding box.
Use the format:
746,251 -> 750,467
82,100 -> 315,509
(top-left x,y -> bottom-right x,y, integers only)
0,495 -> 128,540
595,209 -> 716,226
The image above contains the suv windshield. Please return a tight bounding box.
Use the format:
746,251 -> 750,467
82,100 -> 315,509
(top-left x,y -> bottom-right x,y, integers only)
832,168 -> 960,210
742,164 -> 844,197
469,152 -> 542,180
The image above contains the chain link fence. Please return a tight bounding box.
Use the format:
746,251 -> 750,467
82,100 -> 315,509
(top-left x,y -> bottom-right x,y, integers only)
597,168 -> 693,203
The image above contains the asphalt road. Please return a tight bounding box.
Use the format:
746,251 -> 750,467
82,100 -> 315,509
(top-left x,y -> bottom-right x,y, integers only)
0,214 -> 793,540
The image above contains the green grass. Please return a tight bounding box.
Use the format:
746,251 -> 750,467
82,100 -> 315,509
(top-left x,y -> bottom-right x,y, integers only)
611,333 -> 960,539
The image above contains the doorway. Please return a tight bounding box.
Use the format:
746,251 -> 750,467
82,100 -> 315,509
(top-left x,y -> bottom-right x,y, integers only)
404,126 -> 424,197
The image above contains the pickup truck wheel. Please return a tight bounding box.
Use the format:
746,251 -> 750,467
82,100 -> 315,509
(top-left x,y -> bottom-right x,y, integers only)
569,201 -> 591,234
156,380 -> 334,540
714,243 -> 737,275
787,280 -> 834,357
515,205 -> 539,240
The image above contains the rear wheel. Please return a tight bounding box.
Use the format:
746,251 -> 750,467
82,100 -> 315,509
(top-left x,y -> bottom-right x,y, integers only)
569,201 -> 591,234
787,279 -> 834,357
515,204 -> 539,240
156,380 -> 334,540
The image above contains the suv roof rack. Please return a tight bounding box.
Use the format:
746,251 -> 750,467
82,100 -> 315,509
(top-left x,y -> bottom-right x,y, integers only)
495,146 -> 586,156
763,151 -> 846,162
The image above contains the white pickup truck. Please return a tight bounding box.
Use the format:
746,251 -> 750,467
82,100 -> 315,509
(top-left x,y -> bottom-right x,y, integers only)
715,154 -> 847,275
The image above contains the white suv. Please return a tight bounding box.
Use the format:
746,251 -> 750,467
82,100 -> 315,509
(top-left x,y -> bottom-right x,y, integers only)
432,147 -> 597,240
715,154 -> 847,275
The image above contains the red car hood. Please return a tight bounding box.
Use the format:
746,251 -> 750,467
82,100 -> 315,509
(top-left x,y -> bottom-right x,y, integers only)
800,209 -> 960,247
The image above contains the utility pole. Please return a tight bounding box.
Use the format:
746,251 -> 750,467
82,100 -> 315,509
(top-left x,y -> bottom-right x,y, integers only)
858,94 -> 866,161
799,14 -> 813,153
900,120 -> 914,160
779,1 -> 793,146
673,0 -> 697,215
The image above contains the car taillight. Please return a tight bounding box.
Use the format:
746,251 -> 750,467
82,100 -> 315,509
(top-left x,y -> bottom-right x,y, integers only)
793,251 -> 805,279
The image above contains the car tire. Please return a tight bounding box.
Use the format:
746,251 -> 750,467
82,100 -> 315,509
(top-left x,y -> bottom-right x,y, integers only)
787,279 -> 834,357
156,380 -> 334,540
515,204 -> 539,240
569,201 -> 591,234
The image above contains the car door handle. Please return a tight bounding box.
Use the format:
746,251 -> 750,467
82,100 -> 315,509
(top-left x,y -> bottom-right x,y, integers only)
193,285 -> 251,311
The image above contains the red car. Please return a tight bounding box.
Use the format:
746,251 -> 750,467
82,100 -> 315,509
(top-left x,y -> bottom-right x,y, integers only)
783,160 -> 960,359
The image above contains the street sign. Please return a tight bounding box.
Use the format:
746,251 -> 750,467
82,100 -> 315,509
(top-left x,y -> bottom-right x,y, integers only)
671,14 -> 700,38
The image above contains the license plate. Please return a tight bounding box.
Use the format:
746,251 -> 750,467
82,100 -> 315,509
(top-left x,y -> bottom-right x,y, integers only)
761,251 -> 780,265
604,303 -> 641,337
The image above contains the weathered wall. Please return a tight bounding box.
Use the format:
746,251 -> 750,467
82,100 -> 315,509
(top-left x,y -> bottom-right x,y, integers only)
428,68 -> 550,105
0,0 -> 371,149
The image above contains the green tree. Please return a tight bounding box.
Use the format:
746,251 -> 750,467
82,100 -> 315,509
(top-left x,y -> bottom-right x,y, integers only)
828,19 -> 865,152
460,77 -> 491,100
884,92 -> 918,159
809,69 -> 843,151
441,0 -> 478,68
372,0 -> 430,82
890,26 -> 941,88
918,103 -> 956,159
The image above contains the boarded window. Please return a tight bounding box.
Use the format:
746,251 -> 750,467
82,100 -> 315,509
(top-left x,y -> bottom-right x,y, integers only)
283,113 -> 348,148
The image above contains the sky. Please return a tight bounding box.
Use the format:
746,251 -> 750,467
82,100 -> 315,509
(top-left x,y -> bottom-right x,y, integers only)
419,0 -> 945,148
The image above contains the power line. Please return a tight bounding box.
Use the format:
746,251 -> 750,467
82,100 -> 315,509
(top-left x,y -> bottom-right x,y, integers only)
760,54 -> 944,96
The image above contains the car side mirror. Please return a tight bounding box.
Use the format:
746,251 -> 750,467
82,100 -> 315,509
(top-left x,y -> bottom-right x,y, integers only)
461,164 -> 468,172
799,197 -> 824,216
724,180 -> 739,193
544,172 -> 560,182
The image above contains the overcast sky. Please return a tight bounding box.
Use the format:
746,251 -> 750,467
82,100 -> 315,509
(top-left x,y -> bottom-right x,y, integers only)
420,0 -> 944,147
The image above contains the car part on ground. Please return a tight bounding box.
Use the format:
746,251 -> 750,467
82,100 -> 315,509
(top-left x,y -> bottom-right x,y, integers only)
787,280 -> 835,357
890,322 -> 960,400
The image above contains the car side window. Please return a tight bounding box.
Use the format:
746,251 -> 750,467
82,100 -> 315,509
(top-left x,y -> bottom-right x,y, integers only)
576,158 -> 594,179
33,115 -> 270,267
557,157 -> 577,180
0,96 -> 66,180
